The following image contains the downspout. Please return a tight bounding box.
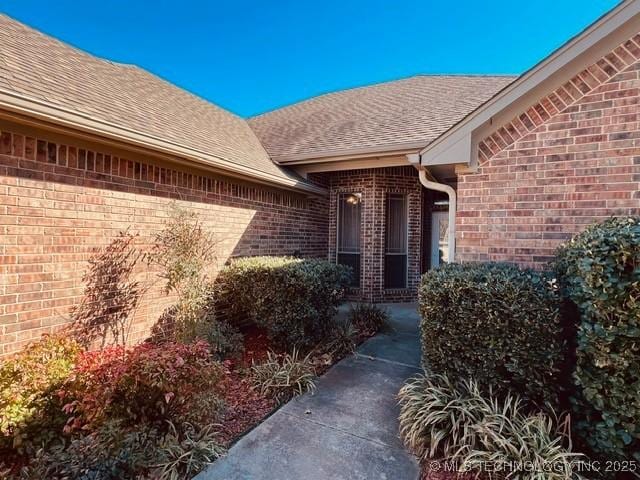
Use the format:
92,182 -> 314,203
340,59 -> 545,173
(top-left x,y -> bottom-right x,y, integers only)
407,154 -> 457,263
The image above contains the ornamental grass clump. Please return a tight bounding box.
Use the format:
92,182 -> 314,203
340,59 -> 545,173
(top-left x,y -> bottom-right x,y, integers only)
251,349 -> 316,404
419,262 -> 565,408
348,303 -> 391,335
152,422 -> 226,480
554,216 -> 640,461
398,374 -> 584,480
324,318 -> 358,357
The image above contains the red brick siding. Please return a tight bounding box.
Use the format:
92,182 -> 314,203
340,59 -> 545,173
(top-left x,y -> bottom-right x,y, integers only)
0,126 -> 328,357
327,166 -> 422,302
477,34 -> 640,163
458,39 -> 640,268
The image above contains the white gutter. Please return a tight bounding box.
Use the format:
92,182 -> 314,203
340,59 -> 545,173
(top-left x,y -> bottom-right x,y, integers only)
407,154 -> 457,263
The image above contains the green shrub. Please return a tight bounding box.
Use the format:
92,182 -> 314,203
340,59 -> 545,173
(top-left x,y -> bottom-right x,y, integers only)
348,303 -> 390,335
17,420 -> 224,480
191,317 -> 245,361
251,350 -> 316,404
149,205 -> 225,349
0,335 -> 81,451
554,216 -> 640,461
18,420 -> 159,480
149,204 -> 217,296
62,341 -> 225,431
153,302 -> 245,361
398,374 -> 583,479
217,256 -> 351,349
418,262 -> 564,407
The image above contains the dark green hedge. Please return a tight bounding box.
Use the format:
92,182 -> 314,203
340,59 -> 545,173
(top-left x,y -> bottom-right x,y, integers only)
418,262 -> 565,407
554,216 -> 640,461
216,256 -> 351,350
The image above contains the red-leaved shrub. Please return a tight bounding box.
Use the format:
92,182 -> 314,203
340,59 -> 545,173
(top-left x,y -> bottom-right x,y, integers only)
62,341 -> 225,431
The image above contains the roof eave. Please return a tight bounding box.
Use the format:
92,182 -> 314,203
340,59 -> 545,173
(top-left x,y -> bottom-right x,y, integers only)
0,89 -> 327,196
419,0 -> 640,166
272,141 -> 427,165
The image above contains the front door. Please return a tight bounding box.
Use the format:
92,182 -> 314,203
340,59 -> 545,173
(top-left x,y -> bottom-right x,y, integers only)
430,211 -> 449,268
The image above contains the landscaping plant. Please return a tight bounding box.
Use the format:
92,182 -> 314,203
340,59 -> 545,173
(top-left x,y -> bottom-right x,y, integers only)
152,421 -> 226,480
251,349 -> 316,404
150,206 -> 214,336
18,419 -> 160,480
18,420 -> 225,480
554,216 -> 640,461
171,305 -> 244,360
217,256 -> 351,349
62,341 -> 225,432
418,262 -> 565,408
149,205 -> 244,360
0,335 -> 81,452
398,374 -> 584,480
323,318 -> 358,357
348,303 -> 390,336
149,204 -> 217,296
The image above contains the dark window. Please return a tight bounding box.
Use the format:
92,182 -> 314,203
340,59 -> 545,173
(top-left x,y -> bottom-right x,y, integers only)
337,193 -> 362,287
385,194 -> 408,288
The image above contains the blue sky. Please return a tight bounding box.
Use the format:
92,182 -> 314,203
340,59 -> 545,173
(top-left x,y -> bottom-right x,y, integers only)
1,0 -> 620,117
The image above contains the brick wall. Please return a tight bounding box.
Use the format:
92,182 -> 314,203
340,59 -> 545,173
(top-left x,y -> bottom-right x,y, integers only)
0,124 -> 328,356
327,166 -> 423,302
457,35 -> 640,268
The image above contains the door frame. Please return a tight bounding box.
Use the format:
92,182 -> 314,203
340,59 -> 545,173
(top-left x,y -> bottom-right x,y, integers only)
430,211 -> 449,268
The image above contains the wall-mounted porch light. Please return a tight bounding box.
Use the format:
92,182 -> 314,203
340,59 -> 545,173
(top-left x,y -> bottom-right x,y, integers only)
344,193 -> 362,205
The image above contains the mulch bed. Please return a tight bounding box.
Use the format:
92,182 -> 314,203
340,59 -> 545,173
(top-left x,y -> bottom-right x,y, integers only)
1,319 -> 386,478
218,370 -> 275,446
238,325 -> 276,367
217,325 -> 277,445
217,321 -> 379,446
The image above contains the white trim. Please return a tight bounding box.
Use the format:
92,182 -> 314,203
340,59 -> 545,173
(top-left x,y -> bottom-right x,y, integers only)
419,0 -> 640,167
273,142 -> 425,164
0,89 -> 326,196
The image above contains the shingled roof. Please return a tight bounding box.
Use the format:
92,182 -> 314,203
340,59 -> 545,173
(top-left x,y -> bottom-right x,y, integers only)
0,14 -> 517,184
249,75 -> 516,162
0,14 -> 308,188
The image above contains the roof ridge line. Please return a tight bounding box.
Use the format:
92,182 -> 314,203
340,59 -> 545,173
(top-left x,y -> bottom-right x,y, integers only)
248,74 -> 519,119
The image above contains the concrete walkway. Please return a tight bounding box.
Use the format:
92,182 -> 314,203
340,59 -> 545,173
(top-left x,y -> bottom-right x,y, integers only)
196,303 -> 422,480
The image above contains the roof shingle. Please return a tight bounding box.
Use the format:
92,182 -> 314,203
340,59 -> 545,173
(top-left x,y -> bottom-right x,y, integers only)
0,14 -> 301,183
249,75 -> 516,161
0,14 -> 517,177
